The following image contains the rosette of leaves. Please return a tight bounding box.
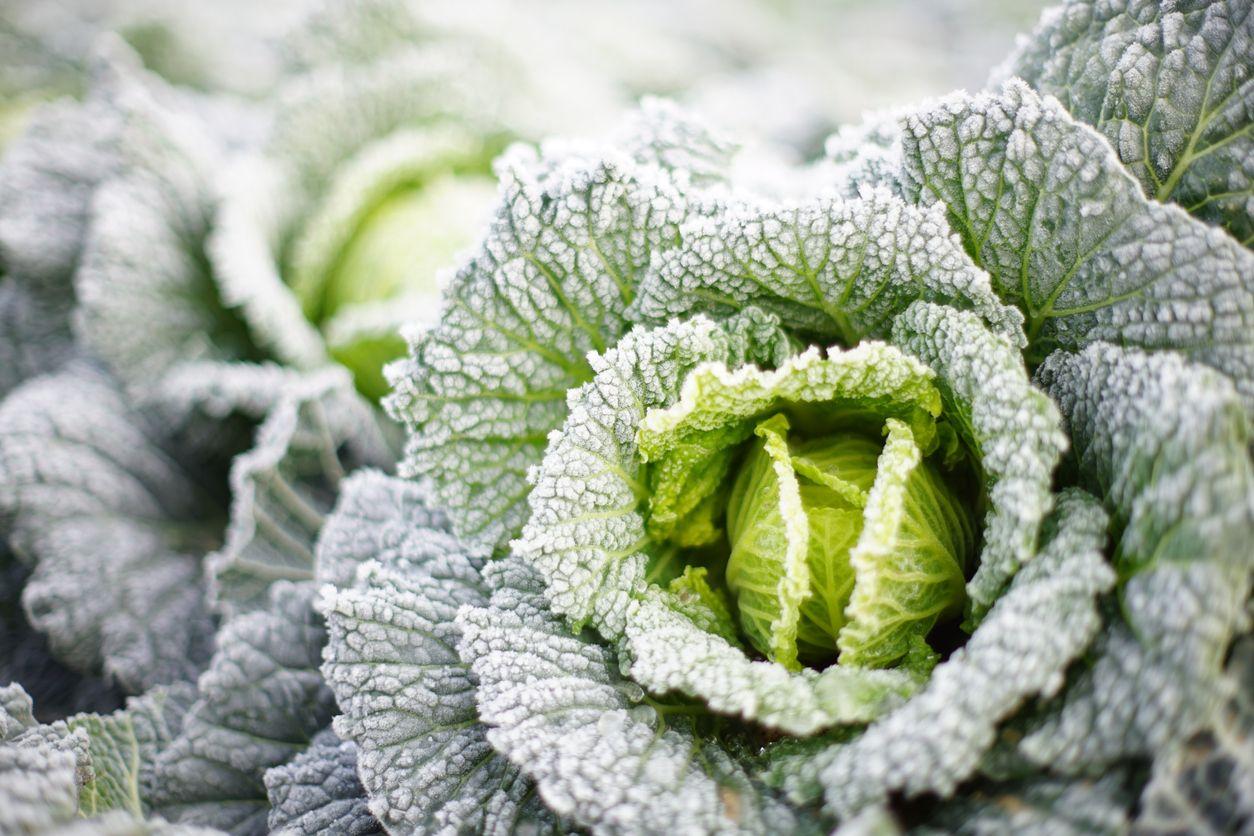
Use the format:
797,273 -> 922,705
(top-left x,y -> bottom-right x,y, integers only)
367,10 -> 1253,825
206,0 -> 646,401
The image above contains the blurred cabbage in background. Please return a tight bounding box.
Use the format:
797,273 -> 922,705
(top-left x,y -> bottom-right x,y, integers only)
1,0 -> 1046,154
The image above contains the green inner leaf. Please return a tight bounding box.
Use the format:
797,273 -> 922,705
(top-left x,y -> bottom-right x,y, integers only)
313,173 -> 498,324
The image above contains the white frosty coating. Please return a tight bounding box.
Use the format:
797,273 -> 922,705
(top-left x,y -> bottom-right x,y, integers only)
1,683 -> 90,832
0,365 -> 216,692
1027,343 -> 1254,770
0,83 -> 119,290
263,728 -> 379,836
460,557 -> 803,835
145,360 -> 305,427
837,419 -> 930,667
628,185 -> 1025,346
387,103 -> 722,554
312,469 -> 456,589
518,311 -> 931,733
623,591 -> 919,736
890,302 -> 1067,619
822,108 -> 907,199
0,681 -> 195,832
901,80 -> 1254,408
1006,0 -> 1253,244
0,42 -> 226,401
769,490 -> 1114,819
1133,636 -> 1253,834
206,368 -> 392,618
71,41 -> 260,398
209,157 -> 328,369
146,582 -> 334,834
319,472 -> 552,834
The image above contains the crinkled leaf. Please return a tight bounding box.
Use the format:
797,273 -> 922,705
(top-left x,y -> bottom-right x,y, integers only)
146,583 -> 333,835
207,370 -> 392,617
1133,635 -> 1253,835
1026,343 -> 1253,769
767,490 -> 1115,818
319,472 -> 550,833
0,683 -> 90,832
890,301 -> 1067,620
901,80 -> 1254,406
0,365 -> 218,692
263,729 -> 381,836
311,468 -> 456,589
387,102 -> 731,554
0,544 -> 126,722
0,682 -> 193,832
823,109 -> 905,198
460,557 -> 808,835
837,417 -> 970,670
0,97 -> 115,291
1006,0 -> 1254,244
71,686 -> 192,819
628,185 -> 1024,345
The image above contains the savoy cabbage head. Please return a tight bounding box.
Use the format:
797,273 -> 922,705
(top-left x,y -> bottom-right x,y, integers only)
0,0 -> 1251,834
361,1 -> 1252,832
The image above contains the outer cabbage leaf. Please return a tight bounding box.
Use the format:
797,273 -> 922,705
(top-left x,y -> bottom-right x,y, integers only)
0,365 -> 218,692
1132,635 -> 1253,835
628,185 -> 1024,345
74,102 -> 263,395
0,682 -> 195,833
0,41 -> 262,402
1027,343 -> 1253,770
0,544 -> 126,722
0,95 -> 115,291
890,302 -> 1067,619
145,582 -> 332,835
460,556 -> 809,835
917,772 -> 1136,835
0,61 -> 122,398
1006,0 -> 1253,245
0,684 -> 84,833
387,101 -> 732,554
766,490 -> 1115,819
207,369 -> 392,617
900,80 -> 1254,406
0,276 -> 76,399
319,471 -> 553,834
311,469 -> 455,590
822,109 -> 905,198
263,729 -> 381,836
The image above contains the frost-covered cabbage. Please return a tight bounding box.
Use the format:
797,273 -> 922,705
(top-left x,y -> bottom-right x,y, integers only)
346,2 -> 1251,832
0,0 -> 1251,834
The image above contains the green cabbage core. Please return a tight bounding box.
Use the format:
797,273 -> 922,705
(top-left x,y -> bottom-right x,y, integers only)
636,344 -> 978,674
317,173 -> 497,324
725,413 -> 973,670
284,129 -> 500,399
